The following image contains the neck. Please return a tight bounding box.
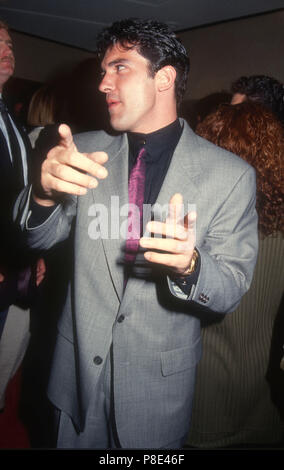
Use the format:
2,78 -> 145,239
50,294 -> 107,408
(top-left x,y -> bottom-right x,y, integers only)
128,118 -> 180,138
136,109 -> 178,134
133,94 -> 177,134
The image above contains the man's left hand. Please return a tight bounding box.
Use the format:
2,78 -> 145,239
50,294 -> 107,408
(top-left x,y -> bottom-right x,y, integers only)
140,193 -> 196,276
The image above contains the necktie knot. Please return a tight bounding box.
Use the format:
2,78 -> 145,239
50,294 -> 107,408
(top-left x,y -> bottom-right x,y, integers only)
129,146 -> 146,188
136,146 -> 146,162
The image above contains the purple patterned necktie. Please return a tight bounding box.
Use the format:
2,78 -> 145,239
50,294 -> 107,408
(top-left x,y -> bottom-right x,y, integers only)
125,147 -> 146,264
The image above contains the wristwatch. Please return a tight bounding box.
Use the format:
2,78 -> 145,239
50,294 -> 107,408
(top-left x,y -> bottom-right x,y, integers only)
181,249 -> 199,276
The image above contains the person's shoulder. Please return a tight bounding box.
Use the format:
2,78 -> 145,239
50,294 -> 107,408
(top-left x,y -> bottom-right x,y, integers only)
198,133 -> 252,171
74,129 -> 126,154
182,119 -> 254,176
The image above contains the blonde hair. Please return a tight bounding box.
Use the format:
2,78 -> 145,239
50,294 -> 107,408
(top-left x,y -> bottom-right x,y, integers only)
27,85 -> 57,127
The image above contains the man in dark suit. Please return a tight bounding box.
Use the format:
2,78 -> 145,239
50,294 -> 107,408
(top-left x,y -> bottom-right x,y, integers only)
0,20 -> 44,411
0,20 -> 30,329
15,18 -> 258,448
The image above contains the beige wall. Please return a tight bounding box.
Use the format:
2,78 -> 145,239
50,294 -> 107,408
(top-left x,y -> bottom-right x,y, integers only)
179,10 -> 284,100
10,31 -> 94,84
10,9 -> 284,101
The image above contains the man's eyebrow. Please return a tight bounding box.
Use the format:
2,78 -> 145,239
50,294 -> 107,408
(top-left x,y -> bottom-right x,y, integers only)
101,58 -> 130,70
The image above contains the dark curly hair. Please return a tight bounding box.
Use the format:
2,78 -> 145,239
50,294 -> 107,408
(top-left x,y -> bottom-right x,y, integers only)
196,101 -> 284,236
96,18 -> 190,106
231,75 -> 284,126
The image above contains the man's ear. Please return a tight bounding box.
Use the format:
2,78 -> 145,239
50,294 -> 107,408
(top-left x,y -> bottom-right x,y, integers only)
156,66 -> 176,92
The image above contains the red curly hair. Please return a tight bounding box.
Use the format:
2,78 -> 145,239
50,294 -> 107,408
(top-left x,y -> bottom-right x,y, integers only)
196,101 -> 284,236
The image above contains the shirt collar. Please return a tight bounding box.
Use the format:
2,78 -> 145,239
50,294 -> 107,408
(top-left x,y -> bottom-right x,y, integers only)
127,119 -> 182,163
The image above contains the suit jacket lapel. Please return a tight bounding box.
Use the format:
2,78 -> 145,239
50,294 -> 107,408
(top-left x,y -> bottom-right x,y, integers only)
0,127 -> 13,172
0,113 -> 30,188
154,120 -> 201,218
90,133 -> 129,301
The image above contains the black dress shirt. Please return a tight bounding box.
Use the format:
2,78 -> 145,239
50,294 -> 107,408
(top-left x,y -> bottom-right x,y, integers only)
127,118 -> 182,205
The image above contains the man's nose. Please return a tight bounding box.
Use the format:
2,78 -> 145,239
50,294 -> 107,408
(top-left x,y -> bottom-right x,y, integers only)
2,44 -> 13,57
99,73 -> 114,94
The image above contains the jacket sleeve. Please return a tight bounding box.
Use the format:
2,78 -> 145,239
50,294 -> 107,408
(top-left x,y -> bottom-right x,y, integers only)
13,185 -> 77,251
168,166 -> 258,314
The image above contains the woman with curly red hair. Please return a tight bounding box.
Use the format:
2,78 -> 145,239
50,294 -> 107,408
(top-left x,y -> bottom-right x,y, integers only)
186,101 -> 284,448
195,102 -> 283,236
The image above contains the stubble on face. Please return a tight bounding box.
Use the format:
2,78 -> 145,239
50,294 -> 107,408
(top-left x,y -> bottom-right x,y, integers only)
100,44 -> 159,134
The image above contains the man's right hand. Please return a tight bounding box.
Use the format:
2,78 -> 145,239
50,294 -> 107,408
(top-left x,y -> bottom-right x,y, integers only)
33,124 -> 108,206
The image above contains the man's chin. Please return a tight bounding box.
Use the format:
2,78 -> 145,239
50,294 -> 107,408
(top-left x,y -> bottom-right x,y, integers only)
110,117 -> 128,133
0,66 -> 14,79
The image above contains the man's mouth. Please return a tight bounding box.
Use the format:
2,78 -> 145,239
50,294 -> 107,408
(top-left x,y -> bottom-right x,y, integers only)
1,57 -> 14,65
107,98 -> 121,110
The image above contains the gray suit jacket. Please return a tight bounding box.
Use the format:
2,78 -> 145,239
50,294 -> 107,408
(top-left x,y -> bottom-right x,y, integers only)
15,120 -> 258,448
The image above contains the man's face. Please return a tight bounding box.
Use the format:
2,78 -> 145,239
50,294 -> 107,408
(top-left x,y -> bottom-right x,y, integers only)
0,28 -> 14,89
99,43 -> 158,133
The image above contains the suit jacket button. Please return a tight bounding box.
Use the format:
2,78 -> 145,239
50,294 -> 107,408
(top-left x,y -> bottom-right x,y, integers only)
117,315 -> 125,323
93,356 -> 103,365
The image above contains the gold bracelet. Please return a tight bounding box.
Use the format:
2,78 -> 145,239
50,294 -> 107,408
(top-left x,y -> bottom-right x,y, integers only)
181,249 -> 199,276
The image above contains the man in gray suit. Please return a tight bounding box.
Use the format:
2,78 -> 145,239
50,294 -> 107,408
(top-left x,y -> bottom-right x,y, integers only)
15,18 -> 258,449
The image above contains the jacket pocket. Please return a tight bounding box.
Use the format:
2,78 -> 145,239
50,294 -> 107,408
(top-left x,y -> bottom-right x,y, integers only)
160,337 -> 202,377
